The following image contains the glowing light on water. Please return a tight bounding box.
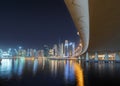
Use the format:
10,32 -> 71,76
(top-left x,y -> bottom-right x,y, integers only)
74,62 -> 84,86
33,59 -> 38,75
0,59 -> 12,79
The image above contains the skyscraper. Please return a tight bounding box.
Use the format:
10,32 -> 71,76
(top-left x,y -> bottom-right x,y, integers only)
64,40 -> 69,57
43,45 -> 49,57
59,43 -> 64,57
53,44 -> 58,56
68,42 -> 75,56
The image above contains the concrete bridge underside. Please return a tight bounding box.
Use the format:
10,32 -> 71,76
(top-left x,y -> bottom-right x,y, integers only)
64,0 -> 89,56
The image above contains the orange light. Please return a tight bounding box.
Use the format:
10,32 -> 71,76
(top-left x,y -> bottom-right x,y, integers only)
74,62 -> 84,86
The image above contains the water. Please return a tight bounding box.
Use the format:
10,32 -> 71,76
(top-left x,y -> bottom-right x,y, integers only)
0,58 -> 120,86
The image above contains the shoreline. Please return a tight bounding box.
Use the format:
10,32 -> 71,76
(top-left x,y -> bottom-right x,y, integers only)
0,57 -> 120,63
47,57 -> 78,60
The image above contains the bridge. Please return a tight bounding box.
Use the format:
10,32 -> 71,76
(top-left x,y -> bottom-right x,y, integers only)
65,0 -> 120,63
64,0 -> 89,57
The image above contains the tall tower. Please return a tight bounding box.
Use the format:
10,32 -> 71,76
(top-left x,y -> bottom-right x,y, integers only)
59,43 -> 64,57
60,43 -> 64,57
53,44 -> 58,56
64,40 -> 69,57
27,49 -> 30,57
68,42 -> 75,56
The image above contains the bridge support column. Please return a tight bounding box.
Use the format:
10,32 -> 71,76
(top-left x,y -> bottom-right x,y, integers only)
105,52 -> 108,63
115,52 -> 120,62
86,52 -> 89,62
95,52 -> 98,62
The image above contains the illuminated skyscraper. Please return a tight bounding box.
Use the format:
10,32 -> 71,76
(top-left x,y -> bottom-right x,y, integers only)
68,42 -> 75,56
43,45 -> 49,57
64,40 -> 75,57
27,49 -> 30,57
21,49 -> 27,57
37,50 -> 44,57
49,49 -> 54,56
53,44 -> 58,56
59,43 -> 64,57
64,40 -> 69,57
33,49 -> 37,57
30,49 -> 34,57
18,47 -> 22,56
40,50 -> 44,57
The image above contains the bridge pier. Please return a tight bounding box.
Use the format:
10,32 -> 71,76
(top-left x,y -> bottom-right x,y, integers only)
95,52 -> 98,62
77,51 -> 120,63
104,52 -> 108,63
115,52 -> 120,63
86,52 -> 89,62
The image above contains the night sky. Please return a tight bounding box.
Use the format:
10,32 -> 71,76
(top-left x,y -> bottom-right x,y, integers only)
0,0 -> 120,50
0,0 -> 78,49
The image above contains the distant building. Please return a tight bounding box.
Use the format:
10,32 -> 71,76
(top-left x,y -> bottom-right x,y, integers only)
26,49 -> 30,57
44,45 -> 49,57
64,40 -> 69,57
37,50 -> 44,57
49,49 -> 54,56
18,50 -> 22,56
30,49 -> 34,57
68,42 -> 75,56
33,49 -> 37,57
13,49 -> 18,56
1,52 -> 10,58
64,40 -> 75,57
59,43 -> 64,57
40,50 -> 44,57
53,44 -> 58,56
21,49 -> 27,57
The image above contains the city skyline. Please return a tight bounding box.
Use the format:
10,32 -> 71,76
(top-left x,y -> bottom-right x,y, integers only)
0,39 -> 77,58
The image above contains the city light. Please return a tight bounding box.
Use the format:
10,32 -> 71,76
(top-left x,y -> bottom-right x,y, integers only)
69,42 -> 73,46
74,62 -> 84,86
19,46 -> 22,49
0,47 -> 45,58
77,32 -> 80,36
65,43 -> 68,46
1,52 -> 10,57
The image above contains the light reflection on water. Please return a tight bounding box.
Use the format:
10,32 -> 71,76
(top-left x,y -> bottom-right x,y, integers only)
0,58 -> 84,86
74,62 -> 84,86
0,59 -> 12,79
0,59 -> 25,79
0,58 -> 120,86
64,61 -> 75,83
33,59 -> 38,76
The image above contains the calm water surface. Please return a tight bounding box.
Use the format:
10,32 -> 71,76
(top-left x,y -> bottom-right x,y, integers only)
0,58 -> 120,86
